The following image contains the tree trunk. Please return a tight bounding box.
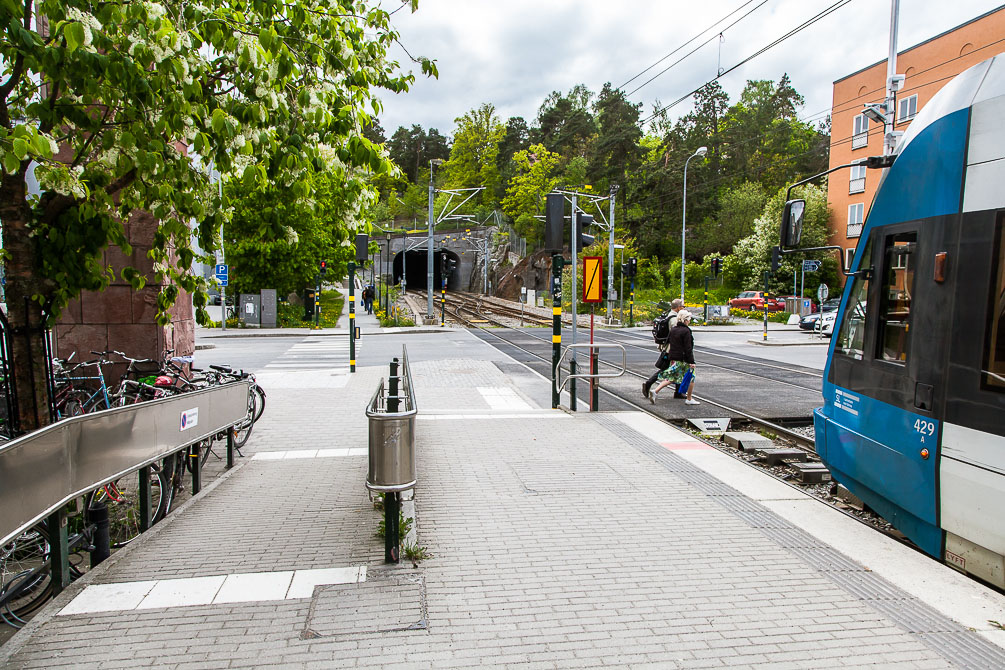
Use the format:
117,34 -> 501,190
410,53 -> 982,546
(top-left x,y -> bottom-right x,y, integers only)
0,170 -> 52,432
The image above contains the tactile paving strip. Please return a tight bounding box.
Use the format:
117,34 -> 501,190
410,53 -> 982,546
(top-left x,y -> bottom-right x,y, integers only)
593,414 -> 1005,670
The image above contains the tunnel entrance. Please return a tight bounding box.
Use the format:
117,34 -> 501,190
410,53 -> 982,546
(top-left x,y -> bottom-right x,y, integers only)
392,249 -> 462,291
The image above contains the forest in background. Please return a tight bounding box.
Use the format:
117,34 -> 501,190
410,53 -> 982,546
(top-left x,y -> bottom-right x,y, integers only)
362,76 -> 837,297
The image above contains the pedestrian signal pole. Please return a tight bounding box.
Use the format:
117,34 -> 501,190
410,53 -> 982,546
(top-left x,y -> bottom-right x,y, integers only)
551,254 -> 563,409
348,261 -> 356,371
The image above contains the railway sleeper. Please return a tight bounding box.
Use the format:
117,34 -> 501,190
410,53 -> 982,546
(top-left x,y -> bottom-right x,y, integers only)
756,448 -> 809,466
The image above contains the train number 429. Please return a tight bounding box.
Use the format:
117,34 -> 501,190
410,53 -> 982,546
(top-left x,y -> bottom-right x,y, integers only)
914,419 -> 936,437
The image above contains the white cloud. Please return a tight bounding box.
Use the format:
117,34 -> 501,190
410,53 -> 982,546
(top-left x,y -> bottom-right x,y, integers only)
376,0 -> 1001,138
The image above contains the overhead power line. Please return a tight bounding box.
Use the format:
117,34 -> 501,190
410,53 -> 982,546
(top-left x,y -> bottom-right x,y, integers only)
641,0 -> 853,127
624,0 -> 770,98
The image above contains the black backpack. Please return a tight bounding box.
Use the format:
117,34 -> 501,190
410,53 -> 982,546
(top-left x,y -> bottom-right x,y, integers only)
652,312 -> 673,345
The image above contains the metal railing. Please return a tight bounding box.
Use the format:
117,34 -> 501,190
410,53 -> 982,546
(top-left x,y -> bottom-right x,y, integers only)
555,343 -> 627,412
365,345 -> 417,563
0,381 -> 251,549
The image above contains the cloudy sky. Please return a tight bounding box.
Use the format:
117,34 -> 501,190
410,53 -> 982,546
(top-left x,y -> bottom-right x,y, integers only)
374,0 -> 1002,138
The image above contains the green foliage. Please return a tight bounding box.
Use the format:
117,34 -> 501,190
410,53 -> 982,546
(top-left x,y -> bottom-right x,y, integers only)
501,144 -> 562,242
444,103 -> 505,205
729,307 -> 792,323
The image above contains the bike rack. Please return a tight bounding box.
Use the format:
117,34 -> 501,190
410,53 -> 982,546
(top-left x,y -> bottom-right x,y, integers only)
555,343 -> 627,408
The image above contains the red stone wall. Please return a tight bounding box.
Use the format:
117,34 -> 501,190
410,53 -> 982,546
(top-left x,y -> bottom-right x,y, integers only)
55,209 -> 194,378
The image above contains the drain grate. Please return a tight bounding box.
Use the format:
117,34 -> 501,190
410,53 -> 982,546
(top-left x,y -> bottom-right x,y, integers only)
508,460 -> 634,495
302,572 -> 427,639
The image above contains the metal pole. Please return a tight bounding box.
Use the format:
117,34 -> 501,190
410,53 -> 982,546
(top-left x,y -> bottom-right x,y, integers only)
551,254 -> 563,409
762,270 -> 770,342
218,171 -> 226,332
47,509 -> 69,596
88,500 -> 110,568
629,278 -> 635,327
607,190 -> 616,322
385,492 -> 400,563
681,157 -> 689,301
349,262 -> 356,372
619,247 -> 624,323
484,235 -> 489,295
885,0 -> 901,156
704,276 -> 709,323
227,427 -> 235,469
139,466 -> 151,532
427,162 -> 435,318
801,265 -> 806,301
191,443 -> 202,494
570,194 -> 578,411
388,358 -> 400,413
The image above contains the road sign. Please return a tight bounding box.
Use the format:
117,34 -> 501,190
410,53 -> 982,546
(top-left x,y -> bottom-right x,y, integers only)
216,277 -> 228,287
802,260 -> 821,272
817,283 -> 829,302
582,256 -> 603,303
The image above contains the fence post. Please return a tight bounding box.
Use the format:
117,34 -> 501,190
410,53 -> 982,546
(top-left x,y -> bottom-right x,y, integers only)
46,509 -> 70,596
385,492 -> 400,563
388,358 -> 400,413
139,465 -> 152,533
227,428 -> 235,469
191,443 -> 201,494
88,500 -> 110,568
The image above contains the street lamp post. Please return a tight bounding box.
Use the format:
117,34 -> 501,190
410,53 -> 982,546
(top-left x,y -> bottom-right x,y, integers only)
427,158 -> 444,319
681,146 -> 708,301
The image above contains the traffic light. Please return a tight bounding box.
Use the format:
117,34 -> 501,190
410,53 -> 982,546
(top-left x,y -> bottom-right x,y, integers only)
545,193 -> 564,252
627,257 -> 637,278
447,258 -> 458,276
319,260 -> 327,277
770,246 -> 781,274
711,257 -> 722,277
573,212 -> 595,253
440,254 -> 448,276
355,233 -> 369,262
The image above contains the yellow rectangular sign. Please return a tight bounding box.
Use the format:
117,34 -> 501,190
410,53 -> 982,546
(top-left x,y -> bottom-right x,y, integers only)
583,256 -> 602,303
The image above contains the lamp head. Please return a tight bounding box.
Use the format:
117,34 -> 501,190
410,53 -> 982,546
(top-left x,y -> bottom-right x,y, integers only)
695,146 -> 708,158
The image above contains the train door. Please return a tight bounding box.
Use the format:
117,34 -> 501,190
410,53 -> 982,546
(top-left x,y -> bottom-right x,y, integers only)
824,219 -> 947,556
939,210 -> 1005,578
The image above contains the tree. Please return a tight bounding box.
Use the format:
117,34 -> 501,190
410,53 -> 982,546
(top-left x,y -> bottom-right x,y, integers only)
533,85 -> 597,159
689,181 -> 767,259
501,144 -> 562,242
225,168 -> 372,297
0,0 -> 433,430
444,103 -> 504,206
589,83 -> 642,192
731,183 -> 836,291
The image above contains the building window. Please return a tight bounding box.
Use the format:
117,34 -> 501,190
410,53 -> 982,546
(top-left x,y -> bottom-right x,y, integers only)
852,114 -> 869,149
849,161 -> 866,194
847,203 -> 864,237
898,94 -> 918,122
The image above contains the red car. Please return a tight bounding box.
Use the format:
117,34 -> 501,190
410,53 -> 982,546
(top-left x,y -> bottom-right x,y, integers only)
728,291 -> 785,311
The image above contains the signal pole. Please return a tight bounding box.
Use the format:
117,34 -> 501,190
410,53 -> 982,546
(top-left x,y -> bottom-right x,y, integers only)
885,0 -> 902,156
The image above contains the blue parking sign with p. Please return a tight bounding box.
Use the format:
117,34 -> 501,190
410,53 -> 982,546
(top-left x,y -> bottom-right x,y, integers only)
215,264 -> 228,277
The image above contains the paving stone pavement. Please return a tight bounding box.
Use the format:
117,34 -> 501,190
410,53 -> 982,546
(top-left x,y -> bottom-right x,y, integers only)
2,329 -> 1002,668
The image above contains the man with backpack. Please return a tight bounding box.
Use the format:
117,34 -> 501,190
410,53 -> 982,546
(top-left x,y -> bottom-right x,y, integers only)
642,299 -> 686,400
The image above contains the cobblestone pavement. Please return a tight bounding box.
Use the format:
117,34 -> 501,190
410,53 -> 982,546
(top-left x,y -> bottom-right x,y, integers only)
2,318 -> 1004,668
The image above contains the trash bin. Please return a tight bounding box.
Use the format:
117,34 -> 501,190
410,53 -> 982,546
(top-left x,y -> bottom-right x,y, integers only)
365,380 -> 417,493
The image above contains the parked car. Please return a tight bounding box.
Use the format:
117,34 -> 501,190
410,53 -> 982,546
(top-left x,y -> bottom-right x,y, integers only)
728,291 -> 785,311
799,298 -> 841,330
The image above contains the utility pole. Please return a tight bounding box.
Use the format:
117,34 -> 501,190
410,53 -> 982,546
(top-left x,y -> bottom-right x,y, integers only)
606,186 -> 617,323
884,0 -> 903,156
426,160 -> 440,319
570,193 -> 578,411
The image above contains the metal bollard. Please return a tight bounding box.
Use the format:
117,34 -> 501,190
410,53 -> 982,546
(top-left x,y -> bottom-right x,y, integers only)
191,443 -> 202,494
88,500 -> 110,568
590,347 -> 599,411
388,358 -> 400,413
227,428 -> 236,469
385,492 -> 400,563
139,466 -> 152,533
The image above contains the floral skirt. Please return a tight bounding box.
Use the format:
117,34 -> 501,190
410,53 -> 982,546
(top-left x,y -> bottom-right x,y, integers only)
657,360 -> 692,383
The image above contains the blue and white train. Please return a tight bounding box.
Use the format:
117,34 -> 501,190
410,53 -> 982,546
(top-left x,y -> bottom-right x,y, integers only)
811,54 -> 1005,588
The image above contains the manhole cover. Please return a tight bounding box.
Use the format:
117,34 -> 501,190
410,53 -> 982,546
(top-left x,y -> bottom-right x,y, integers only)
302,572 -> 426,638
509,460 -> 634,495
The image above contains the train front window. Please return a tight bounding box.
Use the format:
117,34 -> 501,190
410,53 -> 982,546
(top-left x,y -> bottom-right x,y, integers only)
984,216 -> 1005,391
877,232 -> 917,364
836,239 -> 872,360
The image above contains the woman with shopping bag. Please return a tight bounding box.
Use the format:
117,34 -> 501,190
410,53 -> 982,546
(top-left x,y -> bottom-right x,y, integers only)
648,310 -> 699,405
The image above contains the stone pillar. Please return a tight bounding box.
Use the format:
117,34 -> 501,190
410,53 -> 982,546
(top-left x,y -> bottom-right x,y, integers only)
55,210 -> 195,378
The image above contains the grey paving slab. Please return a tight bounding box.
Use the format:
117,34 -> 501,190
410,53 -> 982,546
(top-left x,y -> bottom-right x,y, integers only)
2,332 -> 1001,669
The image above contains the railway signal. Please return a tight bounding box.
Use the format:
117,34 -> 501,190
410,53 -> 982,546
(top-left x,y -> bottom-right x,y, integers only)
574,212 -> 595,253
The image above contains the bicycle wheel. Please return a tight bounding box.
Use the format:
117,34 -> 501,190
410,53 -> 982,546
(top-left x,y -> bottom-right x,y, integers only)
184,439 -> 215,473
85,466 -> 168,548
0,525 -> 52,621
251,384 -> 266,423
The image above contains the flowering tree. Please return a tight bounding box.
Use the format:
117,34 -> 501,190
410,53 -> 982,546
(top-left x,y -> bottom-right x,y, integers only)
0,0 -> 434,430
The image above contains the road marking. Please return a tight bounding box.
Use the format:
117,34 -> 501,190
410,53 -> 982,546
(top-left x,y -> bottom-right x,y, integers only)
59,566 -> 366,615
251,448 -> 367,460
477,386 -> 533,411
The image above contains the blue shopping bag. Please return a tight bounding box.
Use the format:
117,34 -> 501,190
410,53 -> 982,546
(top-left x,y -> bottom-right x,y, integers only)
678,369 -> 694,395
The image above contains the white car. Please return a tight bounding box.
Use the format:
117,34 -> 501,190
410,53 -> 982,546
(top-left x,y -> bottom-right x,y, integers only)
819,310 -> 838,336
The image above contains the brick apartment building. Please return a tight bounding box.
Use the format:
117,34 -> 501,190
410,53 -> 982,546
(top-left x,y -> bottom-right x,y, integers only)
827,5 -> 1005,272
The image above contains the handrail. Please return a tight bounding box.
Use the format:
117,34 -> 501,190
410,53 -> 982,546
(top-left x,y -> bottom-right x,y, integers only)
555,343 -> 627,393
0,380 -> 251,547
